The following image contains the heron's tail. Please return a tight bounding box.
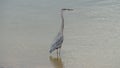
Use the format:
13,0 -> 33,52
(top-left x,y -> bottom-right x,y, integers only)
49,47 -> 55,53
49,49 -> 52,53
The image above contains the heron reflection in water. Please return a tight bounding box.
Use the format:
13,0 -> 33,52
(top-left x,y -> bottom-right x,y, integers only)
49,56 -> 64,68
49,8 -> 73,56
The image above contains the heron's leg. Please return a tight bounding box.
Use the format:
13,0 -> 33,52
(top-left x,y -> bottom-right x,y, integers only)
59,48 -> 61,56
57,49 -> 58,57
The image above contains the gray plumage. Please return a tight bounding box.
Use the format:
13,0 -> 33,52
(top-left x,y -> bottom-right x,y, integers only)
49,32 -> 64,53
49,8 -> 73,54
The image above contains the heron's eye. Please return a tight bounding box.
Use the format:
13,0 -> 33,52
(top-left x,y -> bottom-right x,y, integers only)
62,9 -> 66,10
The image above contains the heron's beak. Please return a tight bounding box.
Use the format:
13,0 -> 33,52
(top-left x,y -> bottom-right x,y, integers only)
67,9 -> 74,11
62,8 -> 74,11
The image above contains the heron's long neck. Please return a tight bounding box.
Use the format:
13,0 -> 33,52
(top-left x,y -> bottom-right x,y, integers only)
61,11 -> 64,34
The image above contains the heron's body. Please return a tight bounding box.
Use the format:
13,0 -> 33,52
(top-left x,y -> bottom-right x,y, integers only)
49,32 -> 63,53
49,8 -> 73,55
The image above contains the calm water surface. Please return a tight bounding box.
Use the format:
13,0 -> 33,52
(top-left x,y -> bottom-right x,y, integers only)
0,0 -> 120,68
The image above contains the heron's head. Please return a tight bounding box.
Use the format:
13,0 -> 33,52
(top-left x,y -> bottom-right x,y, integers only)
62,8 -> 74,11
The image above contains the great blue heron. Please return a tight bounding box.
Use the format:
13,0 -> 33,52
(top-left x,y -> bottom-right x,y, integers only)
49,8 -> 73,55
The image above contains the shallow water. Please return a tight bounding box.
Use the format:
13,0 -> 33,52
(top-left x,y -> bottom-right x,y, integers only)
0,0 -> 120,68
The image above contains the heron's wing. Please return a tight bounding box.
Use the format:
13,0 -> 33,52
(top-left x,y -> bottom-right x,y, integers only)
49,32 -> 63,53
51,32 -> 62,44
